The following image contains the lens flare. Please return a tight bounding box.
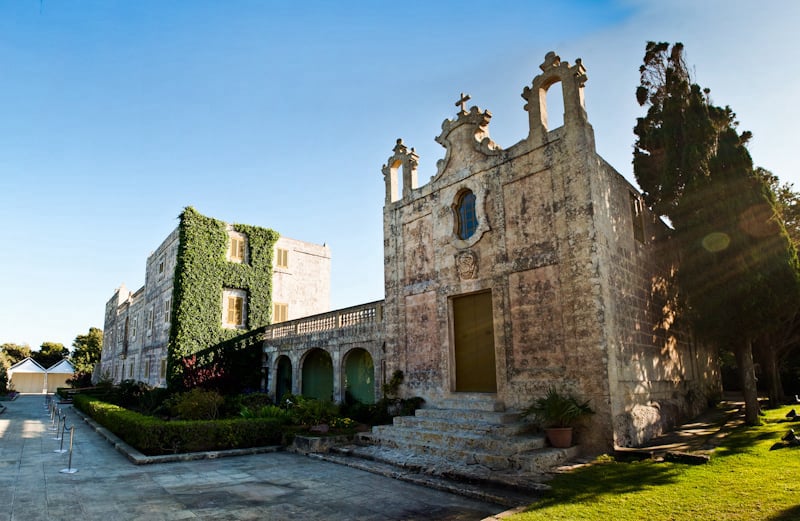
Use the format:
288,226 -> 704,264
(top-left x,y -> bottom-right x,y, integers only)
702,232 -> 730,252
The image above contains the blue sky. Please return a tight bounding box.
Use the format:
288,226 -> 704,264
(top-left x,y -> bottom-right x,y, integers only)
2,0 -> 798,351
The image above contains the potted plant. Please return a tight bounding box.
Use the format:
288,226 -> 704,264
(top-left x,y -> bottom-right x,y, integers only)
521,387 -> 594,448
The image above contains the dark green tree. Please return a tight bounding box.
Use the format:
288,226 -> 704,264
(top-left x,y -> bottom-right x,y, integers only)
32,342 -> 69,369
633,42 -> 800,423
753,169 -> 800,403
1,343 -> 32,368
70,327 -> 103,382
0,365 -> 8,394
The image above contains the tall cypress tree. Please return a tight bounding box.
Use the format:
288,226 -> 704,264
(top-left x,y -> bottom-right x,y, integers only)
633,42 -> 800,423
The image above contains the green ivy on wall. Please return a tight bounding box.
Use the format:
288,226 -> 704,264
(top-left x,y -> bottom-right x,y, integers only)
166,206 -> 279,390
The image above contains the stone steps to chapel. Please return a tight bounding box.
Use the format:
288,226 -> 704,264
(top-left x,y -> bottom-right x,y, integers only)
370,424 -> 546,457
433,394 -> 505,412
314,447 -> 545,507
324,443 -> 579,506
412,407 -> 521,425
392,415 -> 523,436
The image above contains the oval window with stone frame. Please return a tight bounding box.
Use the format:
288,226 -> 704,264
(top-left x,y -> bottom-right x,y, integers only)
456,190 -> 478,240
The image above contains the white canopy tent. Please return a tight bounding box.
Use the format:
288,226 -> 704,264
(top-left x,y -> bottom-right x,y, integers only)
46,359 -> 75,393
7,357 -> 47,394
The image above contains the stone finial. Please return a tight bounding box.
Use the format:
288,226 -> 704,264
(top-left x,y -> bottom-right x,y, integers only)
539,51 -> 561,71
393,138 -> 408,156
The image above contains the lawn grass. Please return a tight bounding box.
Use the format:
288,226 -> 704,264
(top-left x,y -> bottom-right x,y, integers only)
510,405 -> 800,521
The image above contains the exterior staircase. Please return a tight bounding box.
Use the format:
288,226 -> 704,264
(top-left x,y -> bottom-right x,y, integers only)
316,394 -> 582,506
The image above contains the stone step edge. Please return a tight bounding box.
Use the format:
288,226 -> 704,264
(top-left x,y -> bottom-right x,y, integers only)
369,427 -> 546,452
415,408 -> 520,421
396,415 -> 525,431
331,444 -> 554,495
390,421 -> 527,440
312,450 -> 543,508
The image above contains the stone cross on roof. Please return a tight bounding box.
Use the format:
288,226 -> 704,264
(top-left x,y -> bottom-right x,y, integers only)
455,92 -> 471,114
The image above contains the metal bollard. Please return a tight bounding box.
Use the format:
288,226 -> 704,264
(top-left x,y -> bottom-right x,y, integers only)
59,426 -> 78,474
52,413 -> 63,440
54,417 -> 68,454
49,407 -> 59,431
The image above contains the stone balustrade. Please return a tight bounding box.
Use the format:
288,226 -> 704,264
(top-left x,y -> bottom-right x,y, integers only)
261,300 -> 384,340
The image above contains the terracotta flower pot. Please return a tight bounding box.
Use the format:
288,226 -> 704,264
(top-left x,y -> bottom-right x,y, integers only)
545,427 -> 573,448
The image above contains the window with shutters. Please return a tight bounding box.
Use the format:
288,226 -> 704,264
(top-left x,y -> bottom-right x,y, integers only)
222,288 -> 247,329
273,302 -> 288,323
276,248 -> 289,269
146,308 -> 154,336
164,298 -> 171,324
159,359 -> 167,379
227,231 -> 249,264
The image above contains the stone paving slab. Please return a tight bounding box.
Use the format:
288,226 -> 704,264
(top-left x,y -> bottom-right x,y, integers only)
0,395 -> 507,521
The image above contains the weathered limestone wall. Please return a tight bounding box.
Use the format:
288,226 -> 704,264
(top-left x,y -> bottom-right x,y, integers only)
98,228 -> 178,386
272,237 -> 331,321
590,159 -> 720,447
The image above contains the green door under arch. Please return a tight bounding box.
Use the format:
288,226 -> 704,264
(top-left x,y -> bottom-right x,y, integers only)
302,349 -> 333,401
344,349 -> 375,404
275,356 -> 292,401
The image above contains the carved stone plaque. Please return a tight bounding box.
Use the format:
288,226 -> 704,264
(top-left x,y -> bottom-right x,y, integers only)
456,250 -> 478,280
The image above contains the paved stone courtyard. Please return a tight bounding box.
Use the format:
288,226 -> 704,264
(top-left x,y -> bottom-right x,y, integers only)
0,395 -> 505,520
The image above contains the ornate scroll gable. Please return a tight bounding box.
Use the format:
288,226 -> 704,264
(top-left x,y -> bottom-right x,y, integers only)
433,95 -> 502,182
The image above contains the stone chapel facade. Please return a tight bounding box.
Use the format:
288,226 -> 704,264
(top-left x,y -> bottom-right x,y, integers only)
379,52 -> 719,450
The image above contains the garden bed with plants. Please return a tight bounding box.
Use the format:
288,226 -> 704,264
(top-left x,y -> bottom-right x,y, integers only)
73,394 -> 286,455
69,376 -> 424,457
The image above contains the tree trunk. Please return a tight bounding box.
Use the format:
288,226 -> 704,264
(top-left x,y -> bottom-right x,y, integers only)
736,338 -> 761,425
755,337 -> 784,406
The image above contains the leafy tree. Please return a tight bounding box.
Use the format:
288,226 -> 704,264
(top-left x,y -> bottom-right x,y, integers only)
1,343 -> 32,368
70,327 -> 103,376
32,342 -> 69,369
0,365 -> 8,394
753,169 -> 800,402
633,42 -> 800,424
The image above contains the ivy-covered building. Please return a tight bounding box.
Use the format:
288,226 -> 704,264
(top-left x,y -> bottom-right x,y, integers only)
97,207 -> 331,388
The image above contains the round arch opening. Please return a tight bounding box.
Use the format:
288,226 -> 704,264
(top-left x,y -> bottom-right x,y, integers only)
301,348 -> 333,402
343,348 -> 375,405
275,355 -> 292,401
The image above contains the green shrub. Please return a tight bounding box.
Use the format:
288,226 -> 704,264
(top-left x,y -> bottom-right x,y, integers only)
172,388 -> 224,420
240,404 -> 292,422
282,394 -> 340,426
73,395 -> 284,455
239,392 -> 273,409
113,379 -> 154,409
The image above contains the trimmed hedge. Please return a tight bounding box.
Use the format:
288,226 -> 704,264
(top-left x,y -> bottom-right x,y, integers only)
74,395 -> 285,455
